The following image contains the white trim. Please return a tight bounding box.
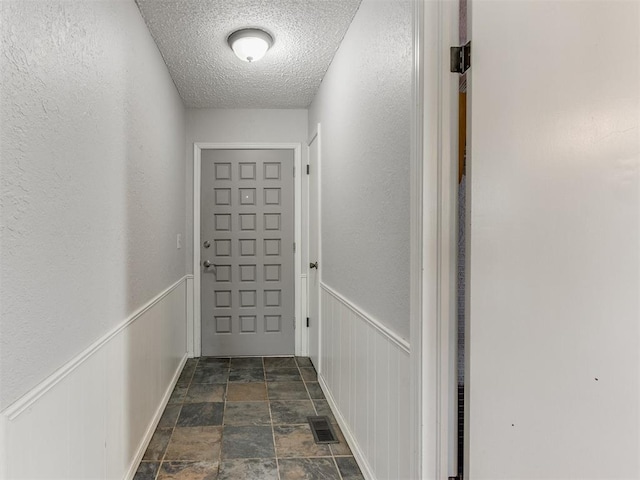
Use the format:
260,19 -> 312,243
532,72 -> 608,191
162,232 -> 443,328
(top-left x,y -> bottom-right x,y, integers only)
306,123 -> 322,372
193,143 -> 304,357
299,273 -> 308,356
414,1 -> 459,478
321,282 -> 410,354
317,374 -> 376,480
186,274 -> 195,357
1,275 -> 189,420
193,142 -> 202,358
124,353 -> 188,480
307,127 -> 319,147
410,0 -> 425,477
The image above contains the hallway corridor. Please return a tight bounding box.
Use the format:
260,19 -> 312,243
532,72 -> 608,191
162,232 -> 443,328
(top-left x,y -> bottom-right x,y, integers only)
133,356 -> 364,480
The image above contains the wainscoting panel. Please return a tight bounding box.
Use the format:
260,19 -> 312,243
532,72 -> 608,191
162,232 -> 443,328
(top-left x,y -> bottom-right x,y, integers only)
1,277 -> 189,480
319,283 -> 411,480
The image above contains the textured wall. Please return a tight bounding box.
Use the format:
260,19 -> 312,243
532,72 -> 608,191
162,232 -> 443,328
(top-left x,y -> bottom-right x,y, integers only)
185,108 -> 308,271
0,0 -> 186,409
308,0 -> 412,340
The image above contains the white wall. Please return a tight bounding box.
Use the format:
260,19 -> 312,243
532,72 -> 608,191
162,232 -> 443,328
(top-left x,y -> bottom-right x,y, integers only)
320,285 -> 411,480
1,0 -> 186,410
185,108 -> 308,272
2,280 -> 188,480
1,0 -> 188,477
308,0 -> 412,340
467,1 -> 640,478
306,1 -> 413,478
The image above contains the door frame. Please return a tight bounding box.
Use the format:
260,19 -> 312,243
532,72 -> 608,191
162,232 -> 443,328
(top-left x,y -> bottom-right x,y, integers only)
192,142 -> 304,358
306,124 -> 322,371
410,0 -> 459,478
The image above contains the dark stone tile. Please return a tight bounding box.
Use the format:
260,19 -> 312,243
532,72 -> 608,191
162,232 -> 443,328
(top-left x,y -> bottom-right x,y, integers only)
221,426 -> 275,459
265,368 -> 303,383
177,367 -> 195,387
183,359 -> 198,373
267,382 -> 309,400
263,357 -> 297,370
185,358 -> 199,368
295,357 -> 313,367
312,400 -> 336,424
164,426 -> 222,461
226,383 -> 267,401
305,382 -> 325,399
199,357 -> 230,367
223,401 -> 271,426
168,384 -> 188,404
157,461 -> 219,480
335,457 -> 365,479
217,459 -> 278,480
196,361 -> 229,373
143,428 -> 172,461
274,425 -> 331,458
300,368 -> 317,382
133,461 -> 159,480
185,384 -> 225,403
177,402 -> 224,427
192,368 -> 229,384
158,404 -> 182,428
228,368 -> 265,383
278,458 -> 340,480
229,357 -> 263,369
329,425 -> 352,456
269,400 -> 316,425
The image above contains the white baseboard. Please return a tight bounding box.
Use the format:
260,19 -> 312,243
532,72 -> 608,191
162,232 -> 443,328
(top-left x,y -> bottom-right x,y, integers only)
1,276 -> 189,480
317,374 -> 376,480
124,353 -> 188,480
319,283 -> 411,480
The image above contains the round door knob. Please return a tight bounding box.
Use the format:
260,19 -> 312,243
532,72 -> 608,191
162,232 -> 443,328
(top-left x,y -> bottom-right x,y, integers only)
203,260 -> 212,268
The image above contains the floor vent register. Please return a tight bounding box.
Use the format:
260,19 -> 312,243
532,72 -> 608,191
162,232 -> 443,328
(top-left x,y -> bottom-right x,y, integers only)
307,416 -> 339,444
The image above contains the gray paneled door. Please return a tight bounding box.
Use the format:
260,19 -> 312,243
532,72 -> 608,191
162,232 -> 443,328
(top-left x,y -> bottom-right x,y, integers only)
201,149 -> 295,356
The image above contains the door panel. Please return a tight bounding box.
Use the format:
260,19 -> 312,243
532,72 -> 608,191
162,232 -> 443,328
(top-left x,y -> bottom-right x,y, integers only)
468,1 -> 639,478
201,149 -> 295,356
308,132 -> 320,368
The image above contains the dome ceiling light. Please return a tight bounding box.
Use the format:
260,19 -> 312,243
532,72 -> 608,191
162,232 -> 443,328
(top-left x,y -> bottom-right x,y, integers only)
227,28 -> 274,63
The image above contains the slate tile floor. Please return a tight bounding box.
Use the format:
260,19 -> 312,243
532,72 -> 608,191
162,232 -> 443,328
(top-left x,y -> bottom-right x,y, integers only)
134,356 -> 365,480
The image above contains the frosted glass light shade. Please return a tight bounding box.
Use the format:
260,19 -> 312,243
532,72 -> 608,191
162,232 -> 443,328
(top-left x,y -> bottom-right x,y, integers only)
228,29 -> 273,63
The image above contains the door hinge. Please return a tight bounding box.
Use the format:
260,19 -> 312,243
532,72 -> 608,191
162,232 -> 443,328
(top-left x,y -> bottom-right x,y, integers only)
306,164 -> 310,175
306,317 -> 310,327
450,41 -> 471,74
293,242 -> 296,253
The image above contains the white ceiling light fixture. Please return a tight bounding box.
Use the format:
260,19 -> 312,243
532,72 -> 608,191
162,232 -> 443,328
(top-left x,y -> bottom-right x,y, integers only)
227,28 -> 274,63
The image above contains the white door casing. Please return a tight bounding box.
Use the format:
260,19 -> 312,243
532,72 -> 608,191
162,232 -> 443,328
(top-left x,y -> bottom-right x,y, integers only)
307,125 -> 321,369
193,143 -> 304,358
412,0 -> 460,478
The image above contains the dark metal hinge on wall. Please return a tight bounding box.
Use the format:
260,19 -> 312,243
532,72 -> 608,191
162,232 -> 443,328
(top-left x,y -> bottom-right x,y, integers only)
450,41 -> 471,74
306,317 -> 310,327
306,164 -> 310,175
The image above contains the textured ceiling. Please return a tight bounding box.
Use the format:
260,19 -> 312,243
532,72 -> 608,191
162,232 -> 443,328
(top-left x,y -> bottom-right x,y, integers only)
135,0 -> 362,108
